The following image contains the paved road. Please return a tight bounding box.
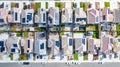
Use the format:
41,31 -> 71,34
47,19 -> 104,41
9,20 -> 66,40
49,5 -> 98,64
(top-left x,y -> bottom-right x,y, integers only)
0,62 -> 120,67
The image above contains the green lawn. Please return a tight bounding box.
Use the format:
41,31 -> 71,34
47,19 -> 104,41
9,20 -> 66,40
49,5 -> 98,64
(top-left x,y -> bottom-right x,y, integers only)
23,32 -> 28,38
83,52 -> 87,60
116,24 -> 120,36
86,25 -> 97,31
0,30 -> 4,33
55,2 -> 65,11
16,32 -> 22,37
35,2 -> 41,11
61,25 -> 65,31
104,2 -> 110,7
11,2 -> 16,7
80,2 -> 85,11
60,32 -> 64,35
74,53 -> 78,60
53,27 -> 58,31
9,53 -> 13,60
92,31 -> 98,38
46,2 -> 48,9
18,54 -> 28,61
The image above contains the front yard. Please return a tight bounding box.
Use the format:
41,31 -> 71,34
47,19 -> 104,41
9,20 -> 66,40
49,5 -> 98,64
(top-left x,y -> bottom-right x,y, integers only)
73,53 -> 78,60
18,54 -> 28,61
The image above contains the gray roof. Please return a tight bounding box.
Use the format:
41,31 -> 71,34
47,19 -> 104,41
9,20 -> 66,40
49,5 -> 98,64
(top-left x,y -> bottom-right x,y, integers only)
74,38 -> 83,52
87,38 -> 94,54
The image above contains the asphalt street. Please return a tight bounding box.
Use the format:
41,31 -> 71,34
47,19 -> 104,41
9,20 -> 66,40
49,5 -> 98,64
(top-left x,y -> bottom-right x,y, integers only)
0,62 -> 120,67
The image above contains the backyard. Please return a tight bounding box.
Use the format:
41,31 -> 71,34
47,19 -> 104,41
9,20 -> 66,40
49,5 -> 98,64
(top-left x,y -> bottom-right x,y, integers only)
92,31 -> 98,38
104,2 -> 110,7
116,24 -> 120,36
46,2 -> 48,9
55,2 -> 65,11
86,25 -> 97,31
61,25 -> 65,31
35,2 -> 41,12
23,32 -> 28,38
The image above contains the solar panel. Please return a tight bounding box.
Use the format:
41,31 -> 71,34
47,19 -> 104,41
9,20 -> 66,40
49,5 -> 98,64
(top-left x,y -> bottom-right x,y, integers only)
11,49 -> 15,52
0,41 -> 4,47
0,19 -> 4,23
27,13 -> 32,21
40,43 -> 44,49
28,40 -> 30,48
118,39 -> 120,42
56,41 -> 60,47
82,39 -> 85,45
13,44 -> 17,47
69,39 -> 73,46
15,12 -> 18,21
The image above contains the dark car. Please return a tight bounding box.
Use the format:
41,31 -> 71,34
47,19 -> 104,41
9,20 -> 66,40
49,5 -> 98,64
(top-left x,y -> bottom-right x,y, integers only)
23,62 -> 30,65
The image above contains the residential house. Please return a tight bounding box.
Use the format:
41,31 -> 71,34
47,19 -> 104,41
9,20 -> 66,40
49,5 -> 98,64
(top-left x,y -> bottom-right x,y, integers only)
34,40 -> 46,56
100,7 -> 114,22
87,9 -> 100,24
0,8 -> 8,25
21,38 -> 34,54
61,8 -> 72,23
74,38 -> 86,53
48,7 -> 59,26
48,33 -> 60,56
87,38 -> 100,54
21,9 -> 34,24
74,8 -> 87,24
5,37 -> 21,54
114,9 -> 120,22
61,36 -> 73,56
8,8 -> 21,23
35,8 -> 46,23
101,37 -> 113,55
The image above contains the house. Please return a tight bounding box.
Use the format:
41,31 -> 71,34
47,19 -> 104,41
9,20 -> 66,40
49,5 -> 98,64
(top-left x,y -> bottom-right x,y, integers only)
0,8 -> 8,25
114,9 -> 120,22
87,9 -> 100,24
48,33 -> 60,56
101,37 -> 113,55
34,40 -> 46,56
0,40 -> 6,54
61,8 -> 72,23
113,37 -> 120,54
48,7 -> 59,26
61,36 -> 73,56
21,38 -> 34,54
8,8 -> 21,23
35,8 -> 46,23
74,8 -> 87,24
74,38 -> 86,53
21,9 -> 34,24
87,38 -> 100,54
5,37 -> 21,54
100,7 -> 114,22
